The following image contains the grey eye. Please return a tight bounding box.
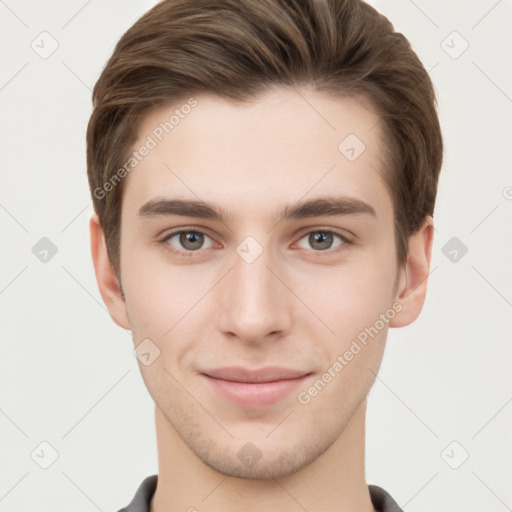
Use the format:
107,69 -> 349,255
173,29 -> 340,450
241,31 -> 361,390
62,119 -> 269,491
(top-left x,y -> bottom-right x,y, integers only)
296,231 -> 344,251
165,231 -> 215,251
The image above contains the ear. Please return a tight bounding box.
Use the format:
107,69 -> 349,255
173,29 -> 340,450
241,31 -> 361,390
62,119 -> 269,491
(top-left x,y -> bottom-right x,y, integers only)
389,216 -> 434,328
89,213 -> 131,330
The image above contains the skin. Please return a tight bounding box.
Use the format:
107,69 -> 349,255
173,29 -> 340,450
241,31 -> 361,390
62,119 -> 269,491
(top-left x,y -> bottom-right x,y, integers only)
90,85 -> 433,512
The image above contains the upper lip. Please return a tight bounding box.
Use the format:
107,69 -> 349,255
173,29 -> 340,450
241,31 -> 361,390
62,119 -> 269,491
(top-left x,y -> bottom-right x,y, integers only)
202,366 -> 311,383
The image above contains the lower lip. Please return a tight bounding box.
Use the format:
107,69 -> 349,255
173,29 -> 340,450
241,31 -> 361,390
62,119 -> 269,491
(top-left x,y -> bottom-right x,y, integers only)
202,374 -> 312,408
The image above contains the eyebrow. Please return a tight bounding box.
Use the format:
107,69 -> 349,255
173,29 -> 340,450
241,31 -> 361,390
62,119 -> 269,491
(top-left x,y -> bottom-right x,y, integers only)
137,195 -> 376,223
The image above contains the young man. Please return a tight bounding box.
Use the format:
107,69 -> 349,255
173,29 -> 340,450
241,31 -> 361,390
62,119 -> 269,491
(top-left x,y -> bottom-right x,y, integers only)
87,0 -> 443,510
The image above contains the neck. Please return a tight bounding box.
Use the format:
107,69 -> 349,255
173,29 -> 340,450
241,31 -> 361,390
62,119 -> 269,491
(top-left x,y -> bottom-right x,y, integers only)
150,400 -> 376,512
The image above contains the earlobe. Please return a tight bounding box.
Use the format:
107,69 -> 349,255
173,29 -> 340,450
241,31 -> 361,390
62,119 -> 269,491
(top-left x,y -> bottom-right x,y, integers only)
89,213 -> 131,330
389,216 -> 434,328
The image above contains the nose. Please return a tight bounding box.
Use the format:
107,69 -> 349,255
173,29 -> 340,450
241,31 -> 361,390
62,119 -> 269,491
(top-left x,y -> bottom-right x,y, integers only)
215,239 -> 292,344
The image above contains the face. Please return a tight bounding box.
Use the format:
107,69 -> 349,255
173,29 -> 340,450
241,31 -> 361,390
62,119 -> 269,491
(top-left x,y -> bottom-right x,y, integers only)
113,86 -> 403,478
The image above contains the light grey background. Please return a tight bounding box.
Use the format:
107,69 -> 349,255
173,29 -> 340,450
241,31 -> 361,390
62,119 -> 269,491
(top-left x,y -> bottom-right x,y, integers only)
0,1 -> 511,511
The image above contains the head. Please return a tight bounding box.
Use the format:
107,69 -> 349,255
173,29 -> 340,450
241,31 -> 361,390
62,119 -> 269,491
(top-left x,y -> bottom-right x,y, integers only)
88,0 -> 442,479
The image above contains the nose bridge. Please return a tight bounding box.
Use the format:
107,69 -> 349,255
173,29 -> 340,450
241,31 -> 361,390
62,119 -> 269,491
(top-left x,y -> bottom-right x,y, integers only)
234,244 -> 275,303
216,234 -> 290,341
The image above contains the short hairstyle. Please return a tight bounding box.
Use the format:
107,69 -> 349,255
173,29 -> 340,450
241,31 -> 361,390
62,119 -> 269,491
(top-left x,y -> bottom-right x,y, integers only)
87,0 -> 443,280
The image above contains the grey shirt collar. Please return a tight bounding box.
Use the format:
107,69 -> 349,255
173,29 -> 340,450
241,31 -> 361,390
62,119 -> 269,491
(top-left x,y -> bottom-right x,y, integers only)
117,475 -> 404,512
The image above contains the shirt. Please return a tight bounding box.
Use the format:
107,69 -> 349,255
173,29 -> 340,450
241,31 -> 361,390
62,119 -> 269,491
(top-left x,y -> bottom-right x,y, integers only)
117,474 -> 404,512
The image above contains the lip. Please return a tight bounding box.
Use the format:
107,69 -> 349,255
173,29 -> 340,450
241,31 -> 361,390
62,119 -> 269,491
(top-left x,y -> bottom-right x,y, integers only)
201,366 -> 313,408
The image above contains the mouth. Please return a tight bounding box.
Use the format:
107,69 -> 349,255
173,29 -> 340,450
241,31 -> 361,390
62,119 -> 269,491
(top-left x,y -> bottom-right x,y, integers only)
200,366 -> 314,408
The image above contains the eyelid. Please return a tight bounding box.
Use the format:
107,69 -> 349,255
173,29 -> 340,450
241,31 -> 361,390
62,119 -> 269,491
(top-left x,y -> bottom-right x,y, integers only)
160,227 -> 218,253
293,225 -> 354,243
292,229 -> 352,255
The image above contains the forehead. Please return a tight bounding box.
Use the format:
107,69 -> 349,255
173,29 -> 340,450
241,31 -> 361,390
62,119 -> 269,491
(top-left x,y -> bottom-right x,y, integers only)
122,86 -> 392,223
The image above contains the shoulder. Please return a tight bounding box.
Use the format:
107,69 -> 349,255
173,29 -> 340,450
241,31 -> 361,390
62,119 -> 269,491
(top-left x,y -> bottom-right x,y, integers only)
116,475 -> 158,512
368,484 -> 404,512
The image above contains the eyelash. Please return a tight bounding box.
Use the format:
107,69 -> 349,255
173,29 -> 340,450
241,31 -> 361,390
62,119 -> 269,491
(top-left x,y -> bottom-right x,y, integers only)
159,228 -> 352,258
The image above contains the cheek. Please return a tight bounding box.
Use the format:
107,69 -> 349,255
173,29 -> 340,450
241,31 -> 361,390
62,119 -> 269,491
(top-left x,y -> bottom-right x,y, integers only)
302,257 -> 397,342
296,265 -> 395,410
122,249 -> 213,341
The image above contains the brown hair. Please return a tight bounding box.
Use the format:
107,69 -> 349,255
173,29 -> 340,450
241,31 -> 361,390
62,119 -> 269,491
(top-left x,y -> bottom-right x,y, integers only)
87,0 -> 443,280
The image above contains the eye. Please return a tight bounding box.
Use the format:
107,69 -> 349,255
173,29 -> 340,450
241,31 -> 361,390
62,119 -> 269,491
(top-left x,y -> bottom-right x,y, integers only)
160,227 -> 351,258
162,229 -> 216,255
295,230 -> 349,251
